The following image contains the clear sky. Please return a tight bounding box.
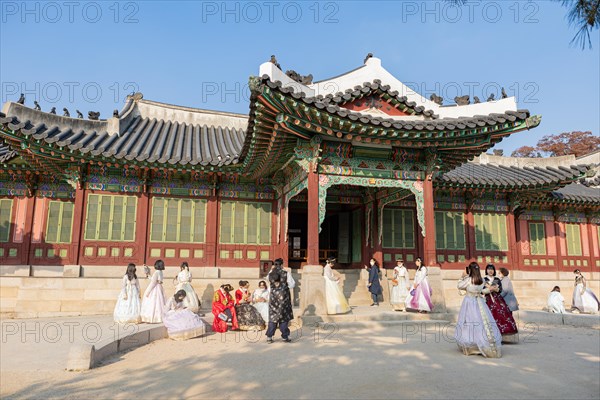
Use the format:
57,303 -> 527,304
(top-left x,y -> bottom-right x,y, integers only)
1,0 -> 598,154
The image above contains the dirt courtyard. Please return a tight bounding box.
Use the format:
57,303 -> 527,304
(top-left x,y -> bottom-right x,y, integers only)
1,322 -> 599,399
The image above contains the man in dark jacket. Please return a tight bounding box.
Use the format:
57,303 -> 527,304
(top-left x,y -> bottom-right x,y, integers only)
266,270 -> 294,343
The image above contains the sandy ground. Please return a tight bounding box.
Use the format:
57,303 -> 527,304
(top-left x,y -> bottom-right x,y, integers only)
1,323 -> 599,400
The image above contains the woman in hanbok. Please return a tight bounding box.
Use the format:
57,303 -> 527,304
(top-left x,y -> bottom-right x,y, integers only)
483,264 -> 518,340
455,262 -> 502,358
498,268 -> 519,312
366,258 -> 383,306
163,290 -> 206,340
572,269 -> 600,313
113,263 -> 141,324
324,258 -> 351,314
140,259 -> 166,323
547,286 -> 566,314
174,262 -> 200,313
235,281 -> 266,330
212,284 -> 239,333
252,280 -> 270,322
390,259 -> 410,311
405,257 -> 433,313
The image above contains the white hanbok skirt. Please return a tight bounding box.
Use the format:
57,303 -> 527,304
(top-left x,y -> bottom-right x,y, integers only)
253,302 -> 269,322
455,295 -> 502,358
390,280 -> 409,307
324,277 -> 351,315
163,309 -> 206,340
141,283 -> 166,323
113,285 -> 141,324
572,284 -> 600,314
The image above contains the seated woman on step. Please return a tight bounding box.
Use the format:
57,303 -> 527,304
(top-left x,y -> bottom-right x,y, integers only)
212,284 -> 239,333
163,290 -> 206,340
235,280 -> 266,330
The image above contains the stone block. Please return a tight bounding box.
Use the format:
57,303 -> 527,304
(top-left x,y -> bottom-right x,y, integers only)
63,265 -> 81,278
81,266 -> 128,278
148,326 -> 168,342
219,267 -> 260,279
0,265 -> 30,277
0,297 -> 17,311
66,344 -> 95,371
20,277 -> 64,290
16,300 -> 62,312
17,289 -> 84,301
83,289 -> 121,301
299,265 -> 327,317
62,278 -> 119,290
30,265 -> 65,277
198,267 -> 219,279
562,313 -> 600,328
0,287 -> 19,299
0,277 -> 23,287
93,340 -> 118,366
119,329 -> 151,352
60,300 -> 113,313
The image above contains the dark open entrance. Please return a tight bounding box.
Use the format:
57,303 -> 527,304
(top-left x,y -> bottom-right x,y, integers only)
287,188 -> 363,268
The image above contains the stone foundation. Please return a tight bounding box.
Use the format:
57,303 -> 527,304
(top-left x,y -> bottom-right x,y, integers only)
1,266 -> 598,318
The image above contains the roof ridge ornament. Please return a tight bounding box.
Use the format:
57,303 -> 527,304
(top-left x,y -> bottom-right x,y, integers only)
127,92 -> 144,102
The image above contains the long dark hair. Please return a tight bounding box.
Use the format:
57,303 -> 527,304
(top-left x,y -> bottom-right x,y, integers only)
416,257 -> 424,271
154,259 -> 165,270
180,261 -> 189,271
468,262 -> 483,285
125,263 -> 137,281
174,289 -> 187,302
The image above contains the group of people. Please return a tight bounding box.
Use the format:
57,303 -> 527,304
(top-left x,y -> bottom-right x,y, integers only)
113,260 -> 205,340
547,269 -> 600,314
211,258 -> 296,343
364,257 -> 434,313
454,263 -> 519,358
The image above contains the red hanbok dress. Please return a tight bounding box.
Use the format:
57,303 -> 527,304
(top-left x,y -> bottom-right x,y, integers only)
484,276 -> 518,337
212,289 -> 238,333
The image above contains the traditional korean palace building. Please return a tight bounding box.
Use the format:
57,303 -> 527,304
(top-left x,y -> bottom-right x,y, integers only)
1,57 -> 599,279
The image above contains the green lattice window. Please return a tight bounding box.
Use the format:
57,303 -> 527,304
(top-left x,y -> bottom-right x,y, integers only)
220,201 -> 271,245
565,223 -> 582,256
0,198 -> 13,242
382,209 -> 415,249
84,194 -> 137,241
528,222 -> 546,255
435,211 -> 465,250
474,212 -> 508,251
46,201 -> 74,244
150,197 -> 207,243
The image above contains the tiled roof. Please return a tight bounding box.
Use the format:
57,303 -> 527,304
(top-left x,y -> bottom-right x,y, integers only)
315,79 -> 437,118
550,183 -> 600,203
0,96 -> 247,167
439,162 -> 589,189
0,143 -> 16,163
261,77 -> 531,132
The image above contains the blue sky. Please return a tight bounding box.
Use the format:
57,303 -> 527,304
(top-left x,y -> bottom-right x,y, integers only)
1,0 -> 598,154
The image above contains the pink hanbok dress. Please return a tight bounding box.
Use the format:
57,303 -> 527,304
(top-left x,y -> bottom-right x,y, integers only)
405,266 -> 433,312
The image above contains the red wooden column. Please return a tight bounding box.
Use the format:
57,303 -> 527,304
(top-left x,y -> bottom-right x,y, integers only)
506,211 -> 519,267
372,204 -> 383,267
278,200 -> 289,265
423,177 -> 437,266
22,196 -> 36,265
72,186 -> 86,265
205,195 -> 219,267
137,192 -> 150,265
306,166 -> 319,265
422,178 -> 437,267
